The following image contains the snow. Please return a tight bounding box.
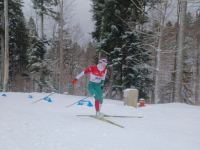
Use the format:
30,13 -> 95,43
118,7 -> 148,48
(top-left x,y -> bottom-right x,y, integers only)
123,89 -> 138,97
0,92 -> 200,150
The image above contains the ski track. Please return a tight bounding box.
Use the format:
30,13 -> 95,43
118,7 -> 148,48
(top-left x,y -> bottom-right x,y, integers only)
0,92 -> 200,150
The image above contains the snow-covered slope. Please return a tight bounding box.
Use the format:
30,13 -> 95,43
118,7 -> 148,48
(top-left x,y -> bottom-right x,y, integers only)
0,92 -> 200,150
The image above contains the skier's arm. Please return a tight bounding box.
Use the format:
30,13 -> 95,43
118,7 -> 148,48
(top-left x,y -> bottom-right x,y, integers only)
76,67 -> 92,79
71,67 -> 92,84
75,71 -> 84,80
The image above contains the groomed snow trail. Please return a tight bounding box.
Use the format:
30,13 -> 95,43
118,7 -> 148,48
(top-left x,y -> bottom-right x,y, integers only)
0,92 -> 200,150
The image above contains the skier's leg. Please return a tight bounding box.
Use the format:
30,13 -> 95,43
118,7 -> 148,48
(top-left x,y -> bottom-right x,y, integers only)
95,85 -> 103,111
96,85 -> 103,104
87,84 -> 101,112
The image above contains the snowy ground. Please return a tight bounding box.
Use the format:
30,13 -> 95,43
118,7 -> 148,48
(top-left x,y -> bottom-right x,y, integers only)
0,92 -> 200,150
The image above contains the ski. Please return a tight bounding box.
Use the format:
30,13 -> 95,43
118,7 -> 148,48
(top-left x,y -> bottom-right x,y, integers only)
77,115 -> 142,118
104,115 -> 142,118
89,116 -> 124,128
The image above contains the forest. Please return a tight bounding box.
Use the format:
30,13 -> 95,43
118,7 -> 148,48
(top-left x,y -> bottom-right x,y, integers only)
0,0 -> 200,105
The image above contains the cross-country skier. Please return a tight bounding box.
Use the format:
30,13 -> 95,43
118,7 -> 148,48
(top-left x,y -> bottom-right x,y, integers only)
71,58 -> 107,118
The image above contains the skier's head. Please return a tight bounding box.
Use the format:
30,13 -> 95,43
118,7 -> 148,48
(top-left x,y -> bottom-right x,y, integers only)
99,58 -> 107,68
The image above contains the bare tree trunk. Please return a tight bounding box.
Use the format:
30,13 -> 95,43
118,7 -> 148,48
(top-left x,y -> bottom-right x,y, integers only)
107,68 -> 113,99
175,1 -> 187,102
195,13 -> 200,105
57,62 -> 59,90
12,56 -> 16,92
1,11 -> 5,91
59,0 -> 64,92
151,69 -> 156,104
51,25 -> 56,92
51,24 -> 56,60
41,0 -> 44,39
85,75 -> 88,96
39,0 -> 44,93
39,59 -> 42,92
99,16 -> 104,59
195,41 -> 200,105
155,1 -> 167,103
173,1 -> 181,102
117,67 -> 122,100
34,9 -> 39,34
3,0 -> 9,92
99,52 -> 101,59
173,48 -> 177,102
32,76 -> 35,92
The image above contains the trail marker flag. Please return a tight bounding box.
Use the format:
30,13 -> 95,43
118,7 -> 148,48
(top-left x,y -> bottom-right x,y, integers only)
77,100 -> 93,107
28,95 -> 33,98
43,97 -> 52,102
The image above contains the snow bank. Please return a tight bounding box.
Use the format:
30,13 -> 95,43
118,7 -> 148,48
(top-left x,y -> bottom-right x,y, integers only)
0,92 -> 200,150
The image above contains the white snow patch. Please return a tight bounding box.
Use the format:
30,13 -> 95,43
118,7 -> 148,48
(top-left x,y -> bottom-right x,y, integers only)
0,92 -> 200,150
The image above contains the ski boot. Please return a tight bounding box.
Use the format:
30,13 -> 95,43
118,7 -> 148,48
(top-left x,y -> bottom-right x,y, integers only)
96,111 -> 104,118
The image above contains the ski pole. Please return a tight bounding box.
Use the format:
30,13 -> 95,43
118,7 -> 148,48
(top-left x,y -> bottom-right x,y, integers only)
65,95 -> 92,108
32,84 -> 72,104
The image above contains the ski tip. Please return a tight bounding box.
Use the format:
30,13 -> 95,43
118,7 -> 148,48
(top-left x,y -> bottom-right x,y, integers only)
124,116 -> 143,118
115,125 -> 124,128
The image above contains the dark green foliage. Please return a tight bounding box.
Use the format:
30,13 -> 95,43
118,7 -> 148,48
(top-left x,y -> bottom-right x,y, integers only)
28,17 -> 38,36
121,31 -> 153,99
91,0 -> 105,41
166,21 -> 172,27
27,35 -> 51,88
91,0 -> 155,99
31,0 -> 59,20
0,0 -> 30,85
186,12 -> 194,28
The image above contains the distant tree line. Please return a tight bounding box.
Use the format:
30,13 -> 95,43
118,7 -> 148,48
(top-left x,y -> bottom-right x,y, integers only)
0,0 -> 199,105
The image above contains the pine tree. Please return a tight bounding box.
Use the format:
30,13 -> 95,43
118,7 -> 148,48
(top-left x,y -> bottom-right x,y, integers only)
196,12 -> 200,105
27,36 -> 51,92
0,11 -> 5,91
28,17 -> 38,36
31,0 -> 58,92
91,0 -> 105,42
3,0 -> 9,92
92,0 -> 153,100
121,31 -> 152,99
0,0 -> 30,91
186,12 -> 194,29
27,15 -> 51,92
31,0 -> 58,38
64,41 -> 83,95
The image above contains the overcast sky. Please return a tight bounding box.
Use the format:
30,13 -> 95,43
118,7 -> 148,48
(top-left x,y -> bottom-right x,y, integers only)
74,0 -> 94,34
22,0 -> 94,36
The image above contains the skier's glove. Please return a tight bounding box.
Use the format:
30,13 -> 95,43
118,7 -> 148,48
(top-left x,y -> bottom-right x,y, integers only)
101,86 -> 103,90
71,79 -> 77,84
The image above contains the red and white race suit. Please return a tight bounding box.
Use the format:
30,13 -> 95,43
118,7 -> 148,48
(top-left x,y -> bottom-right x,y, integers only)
76,64 -> 107,83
